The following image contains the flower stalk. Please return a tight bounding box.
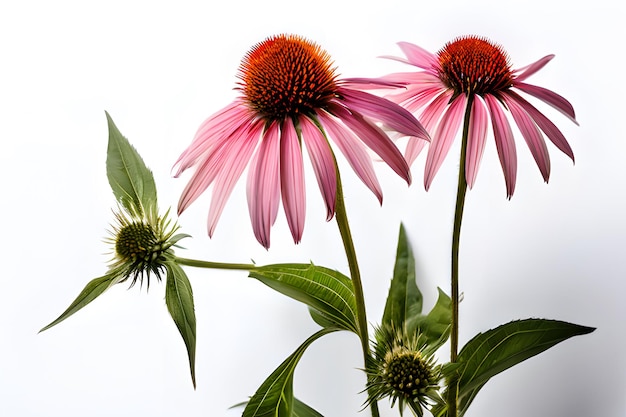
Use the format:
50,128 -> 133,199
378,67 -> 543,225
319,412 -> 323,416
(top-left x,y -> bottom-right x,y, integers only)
448,95 -> 474,417
175,257 -> 257,271
334,171 -> 380,417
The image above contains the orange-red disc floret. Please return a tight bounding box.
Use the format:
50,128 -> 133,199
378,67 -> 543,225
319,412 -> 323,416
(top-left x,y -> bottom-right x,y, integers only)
437,36 -> 513,97
238,34 -> 338,120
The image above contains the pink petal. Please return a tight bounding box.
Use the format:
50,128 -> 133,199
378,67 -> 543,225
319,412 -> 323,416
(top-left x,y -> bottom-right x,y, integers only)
465,97 -> 489,189
279,119 -> 306,244
330,102 -> 411,185
485,94 -> 517,198
298,116 -> 337,221
384,82 -> 443,109
503,93 -> 551,182
177,118 -> 255,214
338,87 -> 429,140
247,121 -> 281,249
340,77 -> 407,90
424,95 -> 467,190
318,111 -> 383,204
419,90 -> 454,132
396,41 -> 439,72
514,82 -> 578,125
404,90 -> 452,167
377,71 -> 442,87
513,55 -> 554,83
507,91 -> 575,162
174,101 -> 250,175
405,137 -> 427,167
207,120 -> 263,237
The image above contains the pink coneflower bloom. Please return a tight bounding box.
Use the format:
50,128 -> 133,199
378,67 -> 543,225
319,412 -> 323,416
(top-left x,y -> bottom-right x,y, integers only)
380,35 -> 577,197
173,34 -> 428,248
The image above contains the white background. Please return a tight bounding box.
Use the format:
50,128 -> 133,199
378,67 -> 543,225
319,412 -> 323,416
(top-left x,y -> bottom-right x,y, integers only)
1,1 -> 624,416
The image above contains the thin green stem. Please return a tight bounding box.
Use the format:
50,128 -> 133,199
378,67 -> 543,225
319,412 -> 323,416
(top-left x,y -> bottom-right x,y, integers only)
174,256 -> 257,271
447,95 -> 474,417
334,172 -> 380,417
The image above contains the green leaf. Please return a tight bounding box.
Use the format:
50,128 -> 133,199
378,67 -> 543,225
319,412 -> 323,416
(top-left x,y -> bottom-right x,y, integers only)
164,261 -> 197,388
39,271 -> 121,332
406,288 -> 451,351
231,397 -> 324,417
105,111 -> 157,217
382,224 -> 423,331
244,328 -> 337,417
379,224 -> 451,350
293,398 -> 324,417
250,264 -> 358,334
436,318 -> 595,416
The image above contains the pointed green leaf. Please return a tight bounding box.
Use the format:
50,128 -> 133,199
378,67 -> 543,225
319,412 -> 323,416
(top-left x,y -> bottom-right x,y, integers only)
105,111 -> 157,217
244,328 -> 337,417
231,397 -> 324,417
307,307 -> 341,330
164,261 -> 197,388
40,271 -> 122,332
406,288 -> 451,351
293,398 -> 324,417
435,318 -> 595,416
382,224 -> 423,332
250,264 -> 358,334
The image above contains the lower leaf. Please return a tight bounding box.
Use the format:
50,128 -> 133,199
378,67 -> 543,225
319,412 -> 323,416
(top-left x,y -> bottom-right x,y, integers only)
244,328 -> 337,417
438,318 -> 594,416
164,261 -> 197,388
39,271 -> 122,332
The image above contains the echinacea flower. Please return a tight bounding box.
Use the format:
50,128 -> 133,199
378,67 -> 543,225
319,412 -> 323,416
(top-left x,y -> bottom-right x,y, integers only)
380,35 -> 577,196
174,34 -> 429,248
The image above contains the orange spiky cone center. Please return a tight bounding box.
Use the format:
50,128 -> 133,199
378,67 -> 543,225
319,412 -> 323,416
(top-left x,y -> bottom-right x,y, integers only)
238,34 -> 338,120
438,36 -> 513,97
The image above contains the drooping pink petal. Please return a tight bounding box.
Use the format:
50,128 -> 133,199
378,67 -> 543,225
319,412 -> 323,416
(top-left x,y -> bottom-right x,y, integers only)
424,94 -> 467,190
465,97 -> 489,189
177,118 -> 256,214
503,93 -> 551,182
329,102 -> 411,185
174,101 -> 251,175
377,71 -> 442,87
513,55 -> 554,83
418,90 -> 454,132
403,90 -> 453,167
384,82 -> 443,109
404,138 -> 427,168
338,87 -> 430,140
404,89 -> 452,166
247,121 -> 281,249
318,111 -> 383,203
485,94 -> 517,198
207,120 -> 263,237
396,42 -> 439,72
177,148 -> 222,214
506,91 -> 575,162
514,82 -> 578,124
298,116 -> 337,220
340,77 -> 407,90
279,119 -> 306,243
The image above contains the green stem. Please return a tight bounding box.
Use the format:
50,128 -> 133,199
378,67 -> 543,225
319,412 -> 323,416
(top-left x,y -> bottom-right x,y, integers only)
174,257 -> 257,271
447,95 -> 474,417
334,172 -> 380,417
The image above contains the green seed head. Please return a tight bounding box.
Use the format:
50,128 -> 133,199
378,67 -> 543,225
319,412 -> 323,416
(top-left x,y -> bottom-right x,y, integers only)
383,346 -> 435,398
115,222 -> 158,261
365,325 -> 442,414
107,208 -> 182,290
